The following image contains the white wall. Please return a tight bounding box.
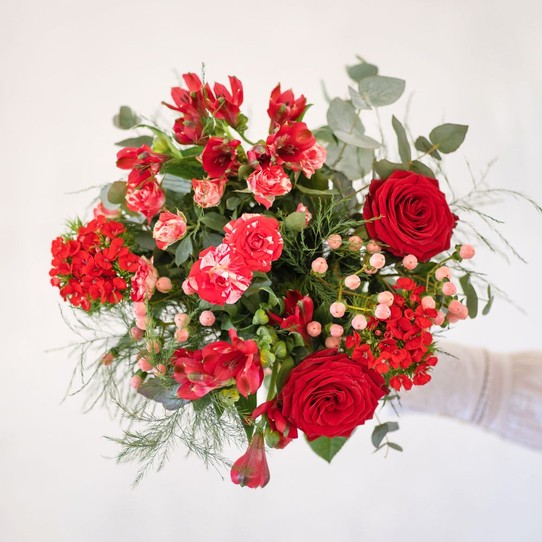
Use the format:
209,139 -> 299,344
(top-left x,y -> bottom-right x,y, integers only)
2,0 -> 542,540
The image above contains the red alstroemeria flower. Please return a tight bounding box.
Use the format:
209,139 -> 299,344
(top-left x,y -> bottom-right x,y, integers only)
266,122 -> 316,170
252,400 -> 298,449
207,76 -> 244,128
230,432 -> 270,489
267,84 -> 307,126
201,137 -> 240,178
116,145 -> 168,189
268,290 -> 314,341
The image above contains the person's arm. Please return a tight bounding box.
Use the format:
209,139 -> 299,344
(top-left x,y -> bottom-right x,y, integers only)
400,341 -> 542,450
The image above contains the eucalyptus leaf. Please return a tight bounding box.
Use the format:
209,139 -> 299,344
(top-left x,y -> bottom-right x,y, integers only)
392,115 -> 411,163
459,274 -> 479,318
296,184 -> 339,196
307,436 -> 348,463
334,130 -> 380,149
313,126 -> 336,144
326,143 -> 373,181
99,185 -> 120,210
373,159 -> 406,179
414,136 -> 442,160
482,285 -> 494,316
348,86 -> 371,110
358,76 -> 405,107
175,236 -> 193,265
326,98 -> 365,135
113,105 -> 140,129
162,174 -> 192,195
371,421 -> 399,448
115,135 -> 154,148
410,160 -> 435,178
387,442 -> 403,452
347,61 -> 378,82
137,379 -> 186,411
429,123 -> 469,154
200,212 -> 228,232
107,181 -> 127,204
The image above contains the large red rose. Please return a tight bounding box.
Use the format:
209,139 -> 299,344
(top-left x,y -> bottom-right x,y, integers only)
223,213 -> 283,272
280,349 -> 387,440
362,170 -> 458,262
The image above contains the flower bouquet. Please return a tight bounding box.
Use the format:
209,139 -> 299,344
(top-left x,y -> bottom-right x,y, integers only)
51,58 -> 509,488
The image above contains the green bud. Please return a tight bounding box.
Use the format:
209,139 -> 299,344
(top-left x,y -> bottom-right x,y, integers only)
265,430 -> 281,449
260,349 -> 276,368
274,341 -> 288,359
253,309 -> 269,325
219,388 -> 239,405
152,135 -> 170,154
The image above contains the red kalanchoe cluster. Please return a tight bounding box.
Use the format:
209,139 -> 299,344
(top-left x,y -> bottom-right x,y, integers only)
173,329 -> 263,399
49,216 -> 139,311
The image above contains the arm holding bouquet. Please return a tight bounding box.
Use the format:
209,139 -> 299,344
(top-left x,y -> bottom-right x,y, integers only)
49,59 -> 540,488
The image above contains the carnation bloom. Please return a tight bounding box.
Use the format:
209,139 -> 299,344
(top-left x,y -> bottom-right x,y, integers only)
187,244 -> 253,305
223,213 -> 283,272
152,210 -> 188,250
192,177 -> 227,208
246,165 -> 292,209
230,433 -> 270,489
201,137 -> 240,178
267,84 -> 307,125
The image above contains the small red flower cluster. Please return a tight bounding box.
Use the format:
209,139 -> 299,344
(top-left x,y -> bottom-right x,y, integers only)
49,217 -> 140,311
172,329 -> 263,400
346,277 -> 438,391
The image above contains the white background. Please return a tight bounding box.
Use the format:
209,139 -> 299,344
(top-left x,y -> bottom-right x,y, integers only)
2,0 -> 542,540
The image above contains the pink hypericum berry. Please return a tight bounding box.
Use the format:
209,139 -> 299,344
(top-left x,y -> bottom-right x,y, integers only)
327,234 -> 342,250
153,363 -> 167,376
348,236 -> 363,251
344,275 -> 361,290
369,253 -> 386,270
146,339 -> 160,354
199,310 -> 216,326
182,279 -> 196,295
351,314 -> 368,331
366,240 -> 382,253
458,305 -> 469,320
100,352 -> 115,366
330,302 -> 347,318
156,277 -> 173,293
133,302 -> 147,317
135,316 -> 148,331
402,254 -> 418,270
442,282 -> 457,296
306,321 -> 322,337
448,299 -> 465,316
325,336 -> 341,348
421,296 -> 436,310
459,244 -> 476,259
377,291 -> 394,306
311,257 -> 328,274
138,357 -> 153,372
447,313 -> 460,324
130,326 -> 145,340
174,312 -> 190,328
130,375 -> 143,390
432,310 -> 446,326
375,303 -> 391,320
174,328 -> 190,343
435,266 -> 452,281
329,324 -> 344,337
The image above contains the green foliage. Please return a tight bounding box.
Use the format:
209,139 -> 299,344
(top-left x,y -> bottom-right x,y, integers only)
347,60 -> 378,82
459,274 -> 479,318
283,211 -> 307,232
115,135 -> 154,148
429,123 -> 469,154
175,236 -> 193,265
113,106 -> 140,129
107,181 -> 127,204
392,115 -> 411,163
358,76 -> 405,107
307,436 -> 348,462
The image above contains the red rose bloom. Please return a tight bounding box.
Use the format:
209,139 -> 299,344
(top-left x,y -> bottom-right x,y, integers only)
223,213 -> 283,273
280,349 -> 387,440
362,170 -> 458,262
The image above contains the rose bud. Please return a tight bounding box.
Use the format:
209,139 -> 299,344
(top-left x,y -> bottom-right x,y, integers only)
138,356 -> 153,372
377,291 -> 394,306
327,234 -> 342,250
459,244 -> 476,259
329,324 -> 344,337
442,282 -> 457,296
369,253 -> 386,270
447,313 -> 460,324
348,236 -> 363,251
344,275 -> 361,290
156,277 -> 173,293
311,257 -> 328,274
351,314 -> 368,331
199,310 -> 216,327
435,266 -> 452,281
306,321 -> 322,337
330,302 -> 347,318
402,254 -> 418,270
296,203 -> 312,226
375,303 -> 391,320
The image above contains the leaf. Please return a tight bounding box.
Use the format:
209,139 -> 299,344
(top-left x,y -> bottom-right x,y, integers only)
162,174 -> 192,195
313,126 -> 336,144
373,159 -> 406,179
459,274 -> 479,318
358,76 -> 405,107
276,357 -> 294,391
334,130 -> 380,149
296,184 -> 339,196
137,379 -> 186,411
114,135 -> 154,148
99,185 -> 120,210
107,181 -> 127,204
202,232 -> 223,249
414,136 -> 442,160
371,421 -> 399,448
161,157 -> 203,179
429,123 -> 469,154
307,436 -> 348,463
392,115 -> 411,163
348,86 -> 371,110
387,442 -> 403,452
226,196 -> 241,211
409,160 -> 435,178
482,285 -> 494,316
200,212 -> 228,232
326,143 -> 373,181
347,61 -> 378,82
135,233 -> 156,251
283,211 -> 307,232
326,98 -> 364,136
113,105 -> 140,129
236,394 -> 257,441
175,236 -> 193,265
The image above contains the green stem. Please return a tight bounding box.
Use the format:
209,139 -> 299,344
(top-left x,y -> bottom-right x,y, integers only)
266,360 -> 280,402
